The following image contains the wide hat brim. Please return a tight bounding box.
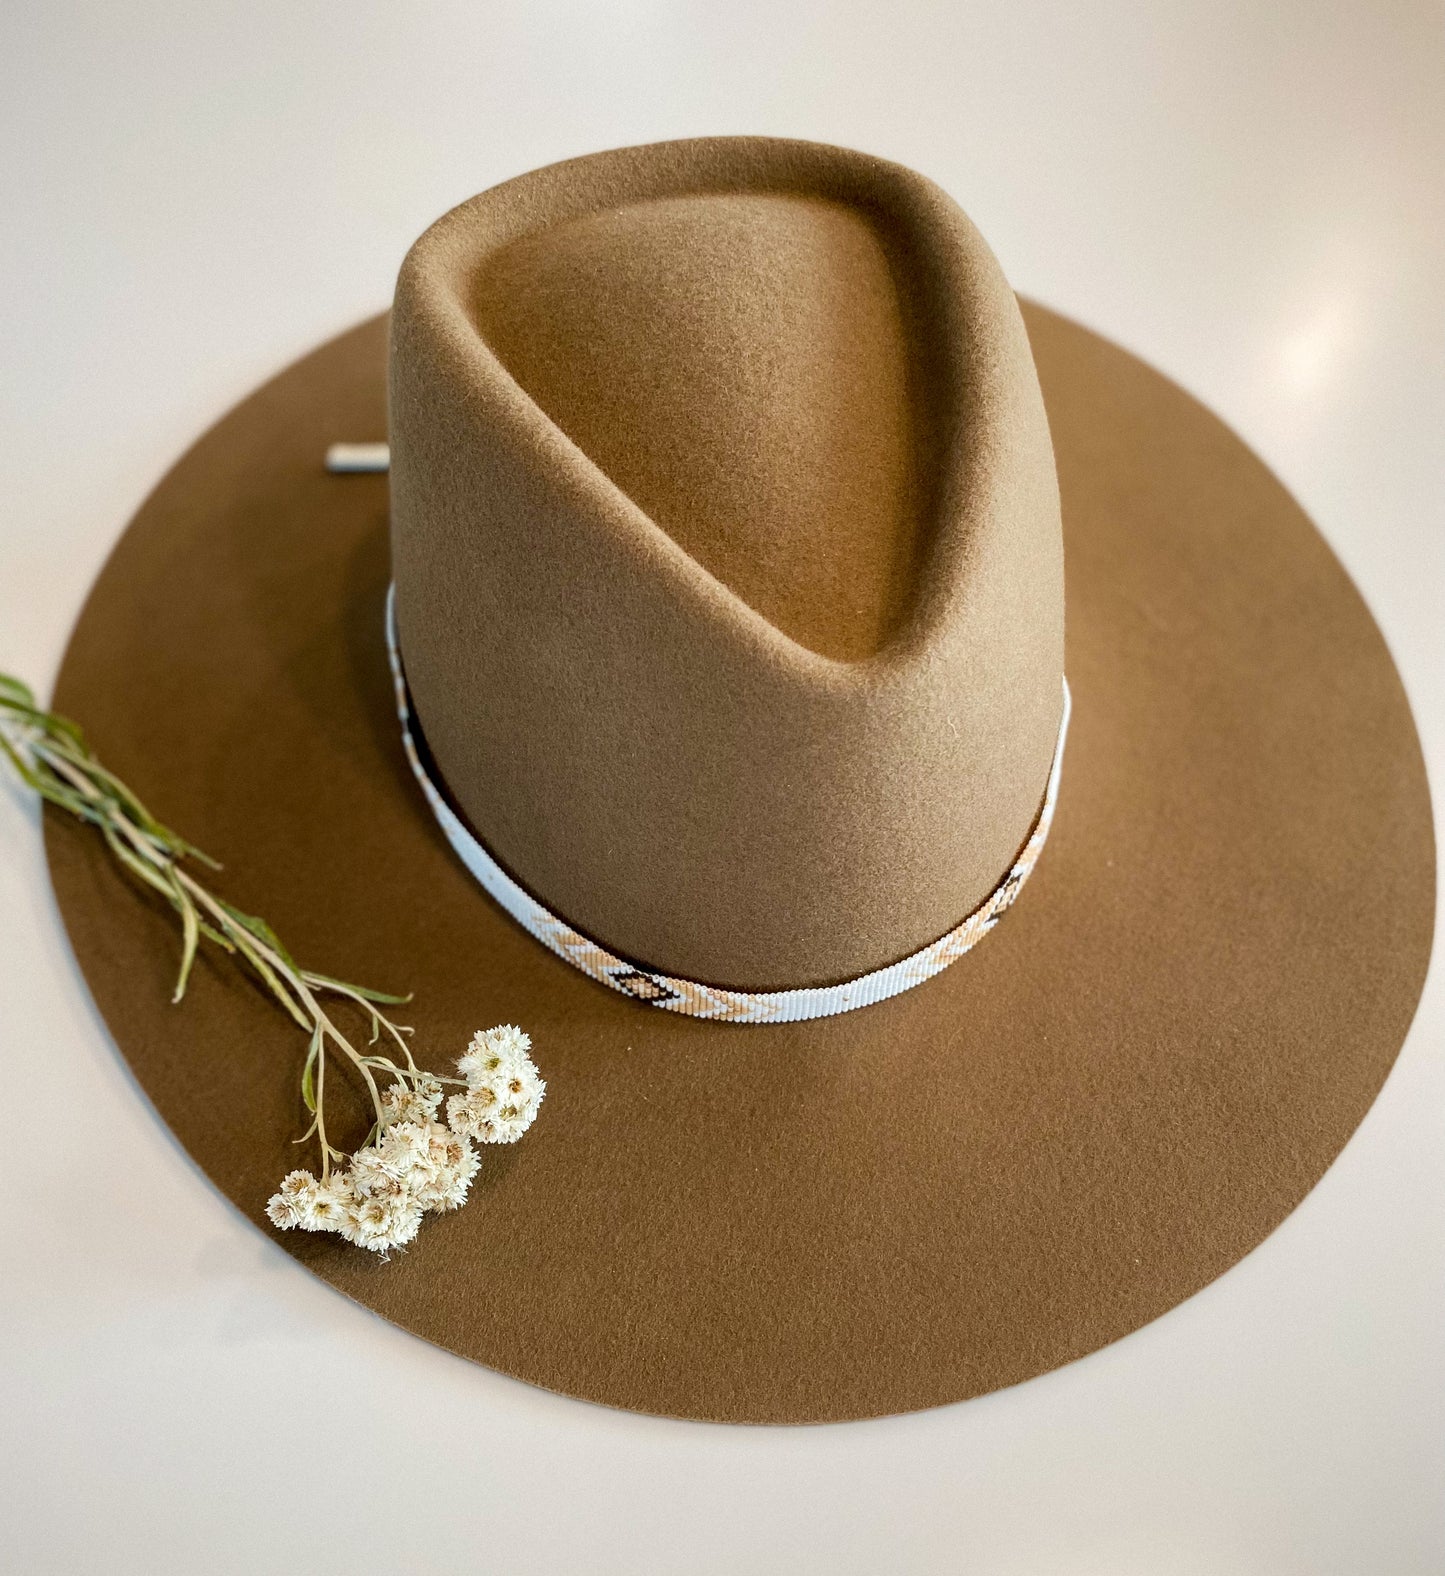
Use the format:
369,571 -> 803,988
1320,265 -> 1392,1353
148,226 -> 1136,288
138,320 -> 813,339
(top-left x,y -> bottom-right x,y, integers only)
46,304 -> 1434,1424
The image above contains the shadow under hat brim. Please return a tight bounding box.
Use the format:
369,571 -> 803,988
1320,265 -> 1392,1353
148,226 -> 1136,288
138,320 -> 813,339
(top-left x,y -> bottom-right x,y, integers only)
44,304 -> 1434,1424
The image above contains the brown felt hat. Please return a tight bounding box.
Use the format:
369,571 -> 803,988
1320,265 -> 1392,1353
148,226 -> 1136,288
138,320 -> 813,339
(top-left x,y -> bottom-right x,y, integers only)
47,136 -> 1434,1422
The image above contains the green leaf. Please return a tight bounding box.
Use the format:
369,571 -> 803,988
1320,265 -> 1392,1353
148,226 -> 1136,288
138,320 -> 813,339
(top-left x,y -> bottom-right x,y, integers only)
197,918 -> 235,952
102,822 -> 184,910
42,710 -> 87,752
3,697 -> 86,753
0,673 -> 36,707
172,878 -> 200,1003
0,729 -> 44,791
300,1027 -> 322,1113
224,925 -> 311,1031
174,839 -> 222,871
43,785 -> 108,825
305,971 -> 412,1005
31,732 -> 220,871
0,696 -> 50,728
216,900 -> 297,970
43,737 -> 162,828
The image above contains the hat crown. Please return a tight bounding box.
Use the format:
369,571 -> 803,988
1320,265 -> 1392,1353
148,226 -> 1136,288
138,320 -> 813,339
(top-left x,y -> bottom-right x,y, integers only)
389,137 -> 1064,989
472,188 -> 940,664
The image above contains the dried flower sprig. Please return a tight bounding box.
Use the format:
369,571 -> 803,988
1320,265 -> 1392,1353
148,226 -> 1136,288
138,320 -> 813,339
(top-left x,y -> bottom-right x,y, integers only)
0,672 -> 544,1255
267,1026 -> 545,1253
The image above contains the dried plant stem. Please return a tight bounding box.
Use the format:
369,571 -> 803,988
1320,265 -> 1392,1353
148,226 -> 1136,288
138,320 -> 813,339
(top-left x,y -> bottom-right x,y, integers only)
0,672 -> 460,1179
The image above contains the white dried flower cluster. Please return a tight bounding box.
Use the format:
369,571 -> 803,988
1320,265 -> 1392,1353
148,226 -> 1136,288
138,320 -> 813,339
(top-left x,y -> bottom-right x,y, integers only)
447,1024 -> 546,1145
266,1114 -> 479,1255
379,1075 -> 443,1126
266,1026 -> 543,1257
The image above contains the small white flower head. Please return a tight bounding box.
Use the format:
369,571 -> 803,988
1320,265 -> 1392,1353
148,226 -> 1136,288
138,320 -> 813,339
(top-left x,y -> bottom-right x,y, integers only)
431,1124 -> 472,1171
268,1169 -> 361,1235
347,1121 -> 432,1201
457,1024 -> 531,1086
379,1081 -> 442,1126
379,1120 -> 430,1172
449,1025 -> 545,1143
439,1153 -> 482,1212
445,1086 -> 496,1142
342,1192 -> 424,1256
265,1195 -> 299,1231
265,1169 -> 319,1231
410,1125 -> 481,1212
301,1175 -> 354,1233
412,1075 -> 444,1114
348,1142 -> 405,1201
446,1059 -> 545,1145
393,1120 -> 441,1194
488,1060 -> 546,1143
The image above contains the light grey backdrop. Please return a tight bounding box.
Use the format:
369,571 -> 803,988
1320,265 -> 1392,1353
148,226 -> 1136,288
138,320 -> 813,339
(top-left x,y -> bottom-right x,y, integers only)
1,3 -> 1441,1571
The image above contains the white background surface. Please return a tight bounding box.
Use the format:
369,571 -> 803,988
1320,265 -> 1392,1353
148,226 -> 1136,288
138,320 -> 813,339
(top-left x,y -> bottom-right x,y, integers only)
2,3 -> 1442,1571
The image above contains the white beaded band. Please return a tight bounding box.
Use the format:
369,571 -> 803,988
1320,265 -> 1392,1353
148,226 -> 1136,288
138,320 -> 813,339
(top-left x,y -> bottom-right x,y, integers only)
386,587 -> 1070,1023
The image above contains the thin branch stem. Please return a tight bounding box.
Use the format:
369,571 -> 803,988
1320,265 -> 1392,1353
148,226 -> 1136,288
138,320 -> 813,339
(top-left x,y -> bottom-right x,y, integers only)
0,674 -> 431,1181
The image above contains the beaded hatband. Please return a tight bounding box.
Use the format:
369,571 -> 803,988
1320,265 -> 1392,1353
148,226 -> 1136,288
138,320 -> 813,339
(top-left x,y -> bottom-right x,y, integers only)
386,588 -> 1070,1024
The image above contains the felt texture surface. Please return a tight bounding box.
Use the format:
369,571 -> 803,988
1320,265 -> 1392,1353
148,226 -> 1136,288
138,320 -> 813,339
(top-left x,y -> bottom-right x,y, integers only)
474,192 -> 932,663
44,249 -> 1433,1425
388,140 -> 1065,989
